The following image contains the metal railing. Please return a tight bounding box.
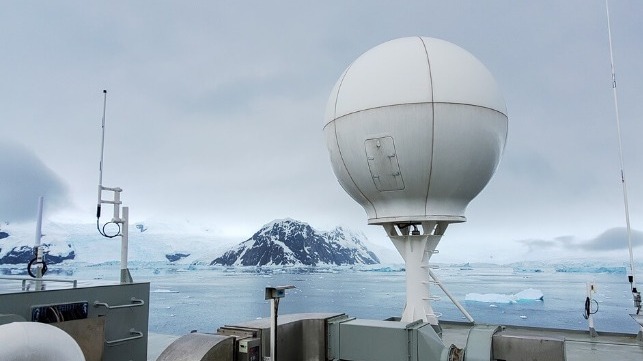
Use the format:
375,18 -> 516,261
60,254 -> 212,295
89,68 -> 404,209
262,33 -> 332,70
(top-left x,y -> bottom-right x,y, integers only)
0,276 -> 78,291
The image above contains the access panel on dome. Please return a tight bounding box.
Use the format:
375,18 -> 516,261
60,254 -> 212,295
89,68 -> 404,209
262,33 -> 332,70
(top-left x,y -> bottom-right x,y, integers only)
365,136 -> 405,191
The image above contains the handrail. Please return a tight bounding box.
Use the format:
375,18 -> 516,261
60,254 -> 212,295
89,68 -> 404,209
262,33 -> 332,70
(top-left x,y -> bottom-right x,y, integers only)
94,297 -> 145,310
105,328 -> 144,346
0,276 -> 78,290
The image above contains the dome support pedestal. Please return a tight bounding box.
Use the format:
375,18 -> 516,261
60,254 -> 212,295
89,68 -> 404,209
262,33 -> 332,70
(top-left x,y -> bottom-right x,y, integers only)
384,221 -> 448,325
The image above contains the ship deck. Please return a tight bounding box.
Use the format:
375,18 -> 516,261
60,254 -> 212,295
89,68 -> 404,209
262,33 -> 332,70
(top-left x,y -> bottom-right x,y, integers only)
441,321 -> 643,361
148,321 -> 643,361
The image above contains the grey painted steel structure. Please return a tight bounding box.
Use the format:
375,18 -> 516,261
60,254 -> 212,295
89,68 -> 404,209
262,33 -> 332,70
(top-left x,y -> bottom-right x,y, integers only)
160,313 -> 581,360
0,281 -> 149,361
156,333 -> 234,361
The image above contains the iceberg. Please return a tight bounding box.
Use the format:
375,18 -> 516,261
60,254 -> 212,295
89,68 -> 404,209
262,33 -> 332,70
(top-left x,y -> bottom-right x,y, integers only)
465,288 -> 544,304
151,289 -> 179,293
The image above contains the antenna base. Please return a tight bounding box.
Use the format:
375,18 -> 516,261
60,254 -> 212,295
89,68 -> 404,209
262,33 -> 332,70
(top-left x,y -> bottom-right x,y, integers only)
383,222 -> 450,325
120,268 -> 133,284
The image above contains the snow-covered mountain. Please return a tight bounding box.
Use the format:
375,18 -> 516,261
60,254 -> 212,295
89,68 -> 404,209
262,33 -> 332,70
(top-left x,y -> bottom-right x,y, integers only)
0,219 -> 231,266
0,218 -> 389,267
211,218 -> 380,266
0,224 -> 76,265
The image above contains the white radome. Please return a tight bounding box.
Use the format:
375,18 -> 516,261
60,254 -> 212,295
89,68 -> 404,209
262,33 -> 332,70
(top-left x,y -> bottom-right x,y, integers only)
324,36 -> 508,225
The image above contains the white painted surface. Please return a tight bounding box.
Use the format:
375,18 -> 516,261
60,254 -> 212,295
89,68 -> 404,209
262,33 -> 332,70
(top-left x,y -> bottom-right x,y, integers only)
324,36 -> 508,225
0,322 -> 85,361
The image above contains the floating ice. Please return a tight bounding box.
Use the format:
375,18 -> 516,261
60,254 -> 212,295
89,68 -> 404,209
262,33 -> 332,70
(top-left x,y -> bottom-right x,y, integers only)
514,288 -> 544,300
465,288 -> 543,304
466,293 -> 514,303
151,289 -> 179,293
555,266 -> 626,274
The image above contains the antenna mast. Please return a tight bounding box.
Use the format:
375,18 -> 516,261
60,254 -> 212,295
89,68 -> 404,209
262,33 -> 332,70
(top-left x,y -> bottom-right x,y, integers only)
98,90 -> 107,218
605,0 -> 640,314
96,89 -> 133,284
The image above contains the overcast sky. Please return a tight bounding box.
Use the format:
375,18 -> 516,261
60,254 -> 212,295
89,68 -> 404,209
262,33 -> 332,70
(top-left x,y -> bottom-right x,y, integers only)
1,1 -> 642,263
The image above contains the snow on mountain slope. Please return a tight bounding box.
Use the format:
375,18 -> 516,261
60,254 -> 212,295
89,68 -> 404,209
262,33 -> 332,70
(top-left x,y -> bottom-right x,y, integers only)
0,219 -> 232,265
0,221 -> 77,264
211,218 -> 381,266
1,218 -> 392,267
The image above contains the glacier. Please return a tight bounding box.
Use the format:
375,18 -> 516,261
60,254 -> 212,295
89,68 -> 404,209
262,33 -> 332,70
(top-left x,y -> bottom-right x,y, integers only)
0,219 -> 232,266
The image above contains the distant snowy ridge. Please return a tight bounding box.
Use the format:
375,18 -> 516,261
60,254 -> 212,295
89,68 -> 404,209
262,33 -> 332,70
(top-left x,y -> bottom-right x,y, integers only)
211,218 -> 380,266
0,225 -> 76,264
0,218 -> 386,267
507,260 -> 640,274
0,220 -> 230,266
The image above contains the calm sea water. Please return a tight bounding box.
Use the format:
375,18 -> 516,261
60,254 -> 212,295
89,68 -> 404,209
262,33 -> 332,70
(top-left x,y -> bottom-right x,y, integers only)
1,263 -> 640,335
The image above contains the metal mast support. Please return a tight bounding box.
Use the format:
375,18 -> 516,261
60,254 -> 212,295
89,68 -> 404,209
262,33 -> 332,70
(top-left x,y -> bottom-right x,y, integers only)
385,221 -> 452,325
33,196 -> 45,290
265,286 -> 295,361
429,268 -> 474,323
120,207 -> 132,283
586,282 -> 598,337
605,0 -> 641,315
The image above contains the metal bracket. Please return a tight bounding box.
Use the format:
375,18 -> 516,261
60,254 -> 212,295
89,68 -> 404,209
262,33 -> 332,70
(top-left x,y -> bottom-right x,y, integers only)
105,328 -> 143,346
94,297 -> 145,310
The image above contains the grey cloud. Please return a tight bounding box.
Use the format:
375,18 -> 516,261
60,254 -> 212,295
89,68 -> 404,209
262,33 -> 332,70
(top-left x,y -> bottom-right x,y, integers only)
554,236 -> 576,248
0,141 -> 69,222
518,229 -> 642,254
518,238 -> 565,252
578,228 -> 643,251
1,0 -> 642,258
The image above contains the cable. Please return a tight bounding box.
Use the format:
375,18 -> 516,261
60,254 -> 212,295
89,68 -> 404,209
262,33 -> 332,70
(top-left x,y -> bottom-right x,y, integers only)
27,257 -> 48,278
47,307 -> 61,323
583,297 -> 599,320
96,218 -> 121,238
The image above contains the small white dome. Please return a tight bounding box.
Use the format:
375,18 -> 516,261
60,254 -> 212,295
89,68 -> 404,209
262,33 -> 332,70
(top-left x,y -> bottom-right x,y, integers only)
0,322 -> 86,361
324,36 -> 507,225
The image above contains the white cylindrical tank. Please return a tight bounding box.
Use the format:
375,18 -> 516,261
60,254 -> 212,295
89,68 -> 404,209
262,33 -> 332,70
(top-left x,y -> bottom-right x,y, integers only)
324,36 -> 508,225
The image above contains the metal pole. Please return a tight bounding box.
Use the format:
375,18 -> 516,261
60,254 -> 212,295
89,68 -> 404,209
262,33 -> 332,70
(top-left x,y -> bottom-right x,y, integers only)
97,90 -> 107,218
113,189 -> 121,221
120,206 -> 133,284
34,196 -> 43,248
605,0 -> 637,292
34,196 -> 44,290
429,269 -> 474,323
587,282 -> 598,337
270,298 -> 277,361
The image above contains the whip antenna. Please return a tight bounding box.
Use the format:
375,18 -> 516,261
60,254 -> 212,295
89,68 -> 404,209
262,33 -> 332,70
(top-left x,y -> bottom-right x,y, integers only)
605,0 -> 640,314
97,90 -> 107,219
94,89 -> 132,283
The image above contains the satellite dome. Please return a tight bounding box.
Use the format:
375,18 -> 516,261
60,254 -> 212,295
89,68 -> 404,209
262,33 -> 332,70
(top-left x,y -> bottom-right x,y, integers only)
324,36 -> 508,225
